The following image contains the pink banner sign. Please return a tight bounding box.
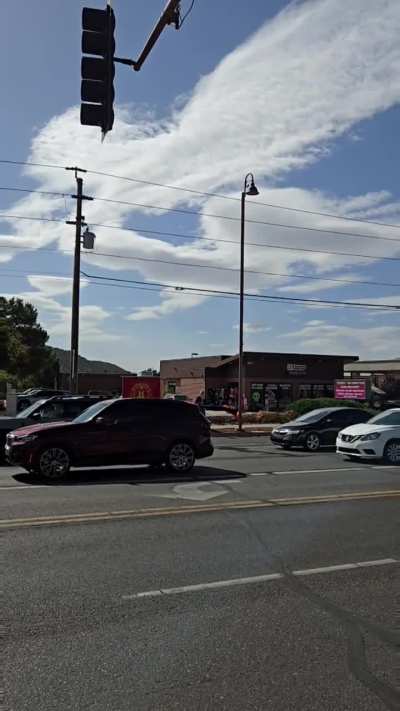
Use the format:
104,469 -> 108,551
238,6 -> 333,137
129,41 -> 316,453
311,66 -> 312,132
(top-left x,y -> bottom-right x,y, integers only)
335,380 -> 367,400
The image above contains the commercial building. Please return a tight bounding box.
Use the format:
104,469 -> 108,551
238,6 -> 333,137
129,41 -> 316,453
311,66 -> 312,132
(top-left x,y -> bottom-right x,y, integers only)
344,359 -> 400,401
160,352 -> 358,410
53,347 -> 132,395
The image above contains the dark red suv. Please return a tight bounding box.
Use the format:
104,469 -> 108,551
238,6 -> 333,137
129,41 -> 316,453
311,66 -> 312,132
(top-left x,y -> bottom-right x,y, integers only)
5,398 -> 213,480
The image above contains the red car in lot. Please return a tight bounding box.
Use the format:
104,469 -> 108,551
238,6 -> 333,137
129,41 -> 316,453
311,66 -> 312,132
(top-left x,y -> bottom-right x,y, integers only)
5,398 -> 213,480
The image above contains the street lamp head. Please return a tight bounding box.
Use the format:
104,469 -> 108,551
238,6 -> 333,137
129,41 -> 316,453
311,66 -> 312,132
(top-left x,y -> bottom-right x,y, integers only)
244,173 -> 259,197
82,228 -> 96,250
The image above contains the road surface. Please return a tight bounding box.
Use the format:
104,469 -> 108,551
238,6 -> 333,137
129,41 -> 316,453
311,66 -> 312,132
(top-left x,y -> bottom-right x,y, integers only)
2,436 -> 399,710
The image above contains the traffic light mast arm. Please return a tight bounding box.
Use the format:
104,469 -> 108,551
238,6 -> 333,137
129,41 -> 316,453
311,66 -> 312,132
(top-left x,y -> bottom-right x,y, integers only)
132,0 -> 181,72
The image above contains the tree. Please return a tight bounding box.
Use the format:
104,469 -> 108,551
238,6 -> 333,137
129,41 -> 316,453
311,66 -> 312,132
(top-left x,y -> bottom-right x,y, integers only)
0,297 -> 58,387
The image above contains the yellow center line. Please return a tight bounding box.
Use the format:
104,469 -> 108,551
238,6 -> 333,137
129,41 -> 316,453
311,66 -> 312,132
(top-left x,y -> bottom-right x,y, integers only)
1,489 -> 399,529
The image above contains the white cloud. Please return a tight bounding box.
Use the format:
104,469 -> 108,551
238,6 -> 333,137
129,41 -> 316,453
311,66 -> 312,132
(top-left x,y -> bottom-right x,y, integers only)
126,291 -> 207,321
1,275 -> 116,346
280,321 -> 400,359
233,322 -> 271,334
1,0 -> 400,328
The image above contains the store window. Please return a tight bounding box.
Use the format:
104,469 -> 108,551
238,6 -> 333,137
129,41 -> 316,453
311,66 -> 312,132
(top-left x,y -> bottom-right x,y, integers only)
265,384 -> 293,411
166,381 -> 177,394
250,383 -> 264,411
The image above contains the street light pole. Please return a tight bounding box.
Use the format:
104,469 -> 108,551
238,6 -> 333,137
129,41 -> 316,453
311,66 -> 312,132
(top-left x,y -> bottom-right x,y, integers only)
237,173 -> 259,432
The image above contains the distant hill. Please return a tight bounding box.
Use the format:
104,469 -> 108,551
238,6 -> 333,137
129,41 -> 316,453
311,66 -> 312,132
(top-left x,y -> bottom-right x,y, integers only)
51,348 -> 131,375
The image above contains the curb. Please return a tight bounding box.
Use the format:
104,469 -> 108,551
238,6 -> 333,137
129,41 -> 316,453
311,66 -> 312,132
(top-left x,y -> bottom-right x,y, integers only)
211,428 -> 273,437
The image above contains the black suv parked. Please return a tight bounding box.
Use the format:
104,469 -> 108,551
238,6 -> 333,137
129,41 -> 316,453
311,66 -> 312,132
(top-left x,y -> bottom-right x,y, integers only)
5,398 -> 214,479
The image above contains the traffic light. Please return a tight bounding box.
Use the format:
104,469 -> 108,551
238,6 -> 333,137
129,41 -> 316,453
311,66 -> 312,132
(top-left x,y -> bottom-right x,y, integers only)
81,6 -> 115,135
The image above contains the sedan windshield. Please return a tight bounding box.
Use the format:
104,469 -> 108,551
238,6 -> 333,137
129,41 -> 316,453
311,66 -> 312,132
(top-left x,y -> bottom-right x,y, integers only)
17,399 -> 48,419
368,410 -> 400,426
293,409 -> 331,424
73,400 -> 112,423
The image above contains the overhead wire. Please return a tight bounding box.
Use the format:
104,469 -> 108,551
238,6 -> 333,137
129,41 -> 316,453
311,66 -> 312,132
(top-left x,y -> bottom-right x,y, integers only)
81,272 -> 400,311
1,158 -> 399,231
178,0 -> 195,27
1,265 -> 399,310
1,239 -> 400,287
1,213 -> 400,262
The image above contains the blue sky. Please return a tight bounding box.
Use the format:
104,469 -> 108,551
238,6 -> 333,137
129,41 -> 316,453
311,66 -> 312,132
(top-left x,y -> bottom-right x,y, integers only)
1,0 -> 399,370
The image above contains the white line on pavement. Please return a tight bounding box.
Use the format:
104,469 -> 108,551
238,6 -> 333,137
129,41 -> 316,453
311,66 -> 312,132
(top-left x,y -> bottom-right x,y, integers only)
0,485 -> 46,490
247,468 -> 363,476
122,557 -> 398,600
248,466 -> 399,476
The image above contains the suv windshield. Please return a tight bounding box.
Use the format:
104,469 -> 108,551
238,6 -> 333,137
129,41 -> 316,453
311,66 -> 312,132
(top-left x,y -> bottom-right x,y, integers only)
17,399 -> 48,419
368,410 -> 400,426
73,400 -> 112,423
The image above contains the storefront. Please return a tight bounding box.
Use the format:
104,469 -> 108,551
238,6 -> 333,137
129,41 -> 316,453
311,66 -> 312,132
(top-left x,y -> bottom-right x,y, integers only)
161,352 -> 357,410
344,359 -> 400,404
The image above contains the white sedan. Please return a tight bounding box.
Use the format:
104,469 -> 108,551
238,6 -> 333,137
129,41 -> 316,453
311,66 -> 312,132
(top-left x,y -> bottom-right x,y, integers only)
336,408 -> 400,464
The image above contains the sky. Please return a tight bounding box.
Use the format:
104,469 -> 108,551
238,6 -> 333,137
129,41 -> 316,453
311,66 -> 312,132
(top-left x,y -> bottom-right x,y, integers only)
1,0 -> 399,371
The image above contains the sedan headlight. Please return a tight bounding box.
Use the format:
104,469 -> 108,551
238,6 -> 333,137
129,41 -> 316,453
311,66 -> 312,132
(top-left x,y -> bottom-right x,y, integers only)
360,432 -> 381,442
12,433 -> 38,444
285,429 -> 301,434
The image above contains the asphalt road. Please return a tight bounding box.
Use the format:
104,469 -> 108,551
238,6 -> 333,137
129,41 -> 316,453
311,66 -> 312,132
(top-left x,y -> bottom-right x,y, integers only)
2,436 -> 399,710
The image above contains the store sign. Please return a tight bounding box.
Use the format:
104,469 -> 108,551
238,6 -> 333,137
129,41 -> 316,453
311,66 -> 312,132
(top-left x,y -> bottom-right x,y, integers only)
286,363 -> 307,375
335,380 -> 367,401
122,376 -> 160,399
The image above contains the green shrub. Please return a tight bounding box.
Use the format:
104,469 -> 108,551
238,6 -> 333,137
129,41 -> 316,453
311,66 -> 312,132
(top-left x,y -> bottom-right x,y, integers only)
289,398 -> 365,416
255,410 -> 293,424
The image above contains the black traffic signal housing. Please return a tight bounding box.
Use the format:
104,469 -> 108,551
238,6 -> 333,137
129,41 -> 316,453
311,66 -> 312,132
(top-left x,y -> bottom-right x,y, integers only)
81,6 -> 115,135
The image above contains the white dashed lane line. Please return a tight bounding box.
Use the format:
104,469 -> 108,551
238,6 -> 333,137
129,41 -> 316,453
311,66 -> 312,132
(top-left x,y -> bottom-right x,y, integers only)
122,558 -> 398,600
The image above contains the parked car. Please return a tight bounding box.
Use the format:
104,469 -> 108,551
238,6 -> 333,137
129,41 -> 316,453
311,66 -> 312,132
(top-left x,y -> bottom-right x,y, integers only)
271,407 -> 371,451
5,398 -> 214,479
336,408 -> 400,464
163,394 -> 190,402
87,390 -> 115,399
17,388 -> 72,412
0,396 -> 101,457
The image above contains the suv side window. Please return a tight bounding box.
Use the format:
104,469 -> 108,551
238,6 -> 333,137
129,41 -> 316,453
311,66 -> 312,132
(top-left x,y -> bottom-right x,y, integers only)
105,400 -> 152,423
64,401 -> 92,419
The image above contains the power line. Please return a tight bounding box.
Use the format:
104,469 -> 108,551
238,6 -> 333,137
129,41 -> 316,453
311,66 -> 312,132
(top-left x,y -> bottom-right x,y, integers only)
178,0 -> 195,27
2,213 -> 400,262
89,195 -> 400,244
0,186 -> 69,199
1,158 -> 399,231
3,187 -> 400,243
2,239 -> 400,286
82,271 -> 400,311
1,265 -> 399,311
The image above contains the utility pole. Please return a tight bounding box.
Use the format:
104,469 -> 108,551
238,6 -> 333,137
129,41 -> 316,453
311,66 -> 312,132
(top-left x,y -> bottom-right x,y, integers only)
66,167 -> 94,394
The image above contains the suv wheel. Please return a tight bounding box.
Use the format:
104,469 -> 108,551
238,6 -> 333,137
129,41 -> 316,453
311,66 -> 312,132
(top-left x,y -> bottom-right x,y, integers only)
304,432 -> 320,452
37,447 -> 71,480
383,439 -> 400,465
167,442 -> 195,473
